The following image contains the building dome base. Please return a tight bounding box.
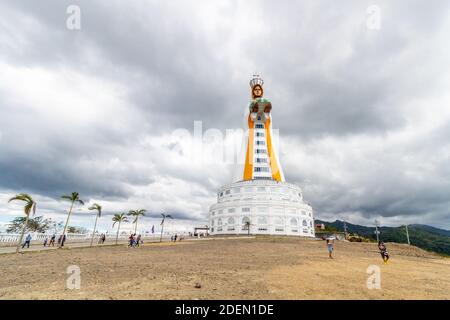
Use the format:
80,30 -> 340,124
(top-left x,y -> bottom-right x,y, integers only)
209,180 -> 315,237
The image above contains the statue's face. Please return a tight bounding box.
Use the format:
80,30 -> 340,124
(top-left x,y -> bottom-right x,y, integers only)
252,85 -> 263,98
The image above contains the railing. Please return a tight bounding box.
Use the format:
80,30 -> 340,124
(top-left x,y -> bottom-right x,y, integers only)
0,233 -> 90,243
0,232 -> 190,246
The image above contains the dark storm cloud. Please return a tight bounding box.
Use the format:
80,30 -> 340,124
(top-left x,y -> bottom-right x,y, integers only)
3,0 -> 447,134
0,0 -> 241,131
0,0 -> 449,227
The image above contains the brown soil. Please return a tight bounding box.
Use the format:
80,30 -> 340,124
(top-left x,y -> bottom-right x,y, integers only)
0,237 -> 449,299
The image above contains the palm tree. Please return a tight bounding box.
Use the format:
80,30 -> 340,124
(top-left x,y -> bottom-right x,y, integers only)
159,213 -> 173,242
88,203 -> 102,247
60,192 -> 84,247
8,193 -> 36,254
112,213 -> 128,245
128,209 -> 146,234
244,220 -> 251,236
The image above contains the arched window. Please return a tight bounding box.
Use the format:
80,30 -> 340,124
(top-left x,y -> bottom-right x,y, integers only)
290,218 -> 298,226
258,216 -> 267,224
228,217 -> 235,225
275,218 -> 284,225
242,217 -> 250,224
309,221 -> 313,227
218,218 -> 222,226
302,220 -> 307,227
211,220 -> 215,226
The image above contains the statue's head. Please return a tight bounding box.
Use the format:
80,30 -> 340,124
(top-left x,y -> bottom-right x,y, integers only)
252,84 -> 263,99
249,74 -> 264,100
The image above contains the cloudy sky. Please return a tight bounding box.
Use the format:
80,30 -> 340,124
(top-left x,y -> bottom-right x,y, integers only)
1,0 -> 449,232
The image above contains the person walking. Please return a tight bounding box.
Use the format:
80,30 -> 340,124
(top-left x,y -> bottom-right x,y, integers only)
101,233 -> 106,244
49,234 -> 56,246
174,234 -> 178,242
136,234 -> 142,247
43,237 -> 48,247
48,234 -> 56,247
326,237 -> 334,259
128,234 -> 135,247
378,241 -> 390,264
22,234 -> 32,249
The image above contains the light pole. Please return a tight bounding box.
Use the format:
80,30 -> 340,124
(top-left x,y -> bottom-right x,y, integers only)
405,225 -> 410,245
374,219 -> 380,242
343,220 -> 348,239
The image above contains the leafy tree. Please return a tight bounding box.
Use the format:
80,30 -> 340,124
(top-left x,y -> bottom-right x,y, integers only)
7,216 -> 51,233
8,193 -> 36,254
324,225 -> 338,232
66,226 -> 88,234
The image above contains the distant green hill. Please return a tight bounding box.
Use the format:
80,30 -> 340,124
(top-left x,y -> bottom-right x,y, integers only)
315,219 -> 450,256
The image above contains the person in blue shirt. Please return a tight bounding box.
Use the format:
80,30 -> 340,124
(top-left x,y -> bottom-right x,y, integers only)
22,234 -> 32,248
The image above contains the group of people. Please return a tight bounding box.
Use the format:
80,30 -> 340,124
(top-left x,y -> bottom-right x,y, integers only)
171,234 -> 184,241
43,234 -> 66,247
20,232 -> 110,249
128,233 -> 142,247
98,233 -> 106,244
21,233 -> 67,249
325,237 -> 390,264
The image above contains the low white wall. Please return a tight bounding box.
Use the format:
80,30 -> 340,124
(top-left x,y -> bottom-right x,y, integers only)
0,232 -> 191,246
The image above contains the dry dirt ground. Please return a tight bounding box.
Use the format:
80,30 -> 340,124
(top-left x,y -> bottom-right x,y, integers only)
0,237 -> 449,300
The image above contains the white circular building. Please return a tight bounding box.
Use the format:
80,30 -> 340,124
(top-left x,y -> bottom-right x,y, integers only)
210,180 -> 314,236
209,75 -> 315,237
